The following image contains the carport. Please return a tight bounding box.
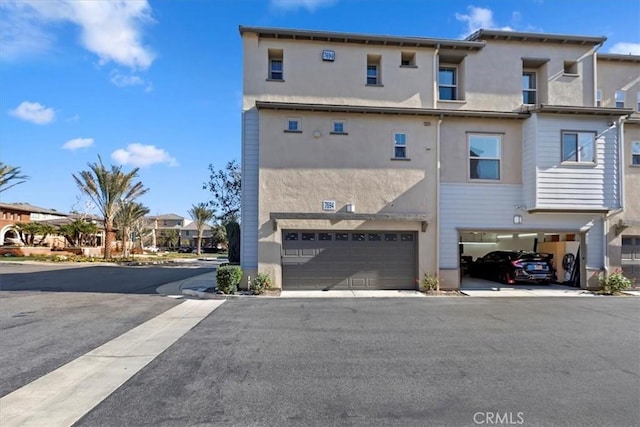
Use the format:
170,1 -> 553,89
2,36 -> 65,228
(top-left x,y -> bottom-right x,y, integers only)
458,230 -> 583,288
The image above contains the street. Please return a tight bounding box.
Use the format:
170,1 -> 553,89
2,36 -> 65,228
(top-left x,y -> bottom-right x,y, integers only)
1,263 -> 639,426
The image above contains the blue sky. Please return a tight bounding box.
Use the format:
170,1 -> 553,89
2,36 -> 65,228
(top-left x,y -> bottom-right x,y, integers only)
1,0 -> 639,219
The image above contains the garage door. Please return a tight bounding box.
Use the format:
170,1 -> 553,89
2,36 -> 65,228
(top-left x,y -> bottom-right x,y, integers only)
621,236 -> 639,284
282,230 -> 417,290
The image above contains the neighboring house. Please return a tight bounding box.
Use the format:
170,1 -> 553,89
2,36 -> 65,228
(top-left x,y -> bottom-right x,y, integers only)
0,202 -> 68,245
240,26 -> 639,290
180,221 -> 216,248
145,214 -> 190,248
39,214 -> 105,249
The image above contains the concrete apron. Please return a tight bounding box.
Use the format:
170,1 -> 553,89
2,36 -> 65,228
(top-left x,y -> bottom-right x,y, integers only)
280,290 -> 426,298
460,277 -> 594,297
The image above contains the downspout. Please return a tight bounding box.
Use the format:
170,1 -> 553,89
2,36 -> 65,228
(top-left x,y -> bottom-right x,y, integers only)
436,114 -> 443,288
433,44 -> 440,109
593,41 -> 603,106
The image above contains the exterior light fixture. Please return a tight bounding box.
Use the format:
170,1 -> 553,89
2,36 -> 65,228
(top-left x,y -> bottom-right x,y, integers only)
513,214 -> 523,224
346,204 -> 355,213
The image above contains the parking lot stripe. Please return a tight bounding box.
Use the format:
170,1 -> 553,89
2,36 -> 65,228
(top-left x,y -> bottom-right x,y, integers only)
0,299 -> 224,427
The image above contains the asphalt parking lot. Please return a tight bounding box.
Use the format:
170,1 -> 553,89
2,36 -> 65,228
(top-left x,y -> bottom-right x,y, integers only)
75,297 -> 640,427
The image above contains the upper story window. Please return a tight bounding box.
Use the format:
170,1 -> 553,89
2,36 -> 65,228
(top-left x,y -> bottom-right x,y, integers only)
268,49 -> 284,81
596,89 -> 602,107
522,71 -> 537,105
393,132 -> 407,159
469,134 -> 501,180
331,120 -> 347,134
632,141 -> 640,166
285,118 -> 301,132
400,51 -> 416,67
563,61 -> 578,75
637,92 -> 640,111
615,91 -> 625,108
366,54 -> 381,85
562,131 -> 595,164
439,66 -> 457,100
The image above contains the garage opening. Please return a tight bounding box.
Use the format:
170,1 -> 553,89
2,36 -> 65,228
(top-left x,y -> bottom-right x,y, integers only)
459,231 -> 581,287
282,230 -> 417,290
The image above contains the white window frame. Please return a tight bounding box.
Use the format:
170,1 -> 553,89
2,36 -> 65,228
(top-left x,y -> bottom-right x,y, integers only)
393,132 -> 408,159
637,92 -> 640,111
561,131 -> 596,164
269,58 -> 283,80
438,65 -> 457,101
615,91 -> 625,108
468,134 -> 501,181
596,89 -> 602,107
285,117 -> 301,132
632,141 -> 640,166
366,64 -> 379,85
522,71 -> 537,105
331,120 -> 347,134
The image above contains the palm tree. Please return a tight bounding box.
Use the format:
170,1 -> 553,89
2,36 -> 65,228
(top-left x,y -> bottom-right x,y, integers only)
73,156 -> 148,259
188,203 -> 215,255
114,201 -> 150,258
0,162 -> 28,193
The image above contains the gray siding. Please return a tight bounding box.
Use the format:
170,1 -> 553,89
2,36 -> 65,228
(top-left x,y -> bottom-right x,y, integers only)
241,109 -> 259,269
522,114 -> 537,207
440,183 -> 603,269
534,116 -> 620,209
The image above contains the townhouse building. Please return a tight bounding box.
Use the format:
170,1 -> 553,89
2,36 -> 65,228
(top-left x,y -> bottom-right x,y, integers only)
240,26 -> 640,290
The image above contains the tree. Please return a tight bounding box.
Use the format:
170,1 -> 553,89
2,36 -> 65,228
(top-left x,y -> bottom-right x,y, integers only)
114,201 -> 150,258
159,229 -> 179,249
58,219 -> 99,247
188,203 -> 215,255
13,222 -> 56,246
0,162 -> 28,193
203,160 -> 241,223
73,156 -> 148,259
210,224 -> 227,250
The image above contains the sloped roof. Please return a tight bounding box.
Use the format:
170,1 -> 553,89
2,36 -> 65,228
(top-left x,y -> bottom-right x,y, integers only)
466,29 -> 606,45
0,202 -> 68,216
148,213 -> 185,220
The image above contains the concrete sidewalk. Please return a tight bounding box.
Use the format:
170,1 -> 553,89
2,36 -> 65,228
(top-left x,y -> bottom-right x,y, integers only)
155,270 -> 218,296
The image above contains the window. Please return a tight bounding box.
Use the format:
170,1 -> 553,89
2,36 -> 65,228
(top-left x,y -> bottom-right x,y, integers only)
401,51 -> 416,67
615,91 -> 625,108
368,233 -> 382,241
284,232 -> 298,241
469,134 -> 501,180
268,49 -> 283,80
301,233 -> 315,241
563,61 -> 578,75
331,120 -> 346,134
596,89 -> 602,107
285,118 -> 301,132
319,233 -> 332,241
394,132 -> 407,158
439,66 -> 457,100
352,233 -> 366,241
336,233 -> 349,241
384,233 -> 398,241
561,131 -> 596,163
522,71 -> 537,104
632,142 -> 640,166
366,54 -> 381,85
637,92 -> 640,111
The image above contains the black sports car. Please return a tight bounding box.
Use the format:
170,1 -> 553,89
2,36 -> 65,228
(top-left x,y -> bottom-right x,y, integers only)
469,251 -> 555,285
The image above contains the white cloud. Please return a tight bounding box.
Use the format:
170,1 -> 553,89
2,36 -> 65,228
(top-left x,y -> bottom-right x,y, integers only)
9,101 -> 55,124
269,0 -> 337,12
110,69 -> 153,91
0,0 -> 155,70
455,6 -> 514,37
62,137 -> 94,150
608,42 -> 640,55
112,143 -> 177,167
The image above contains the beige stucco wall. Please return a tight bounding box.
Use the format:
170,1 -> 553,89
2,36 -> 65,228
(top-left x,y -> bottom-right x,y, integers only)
445,40 -> 597,111
439,117 -> 523,184
257,109 -> 438,288
596,59 -> 640,109
243,33 -> 436,110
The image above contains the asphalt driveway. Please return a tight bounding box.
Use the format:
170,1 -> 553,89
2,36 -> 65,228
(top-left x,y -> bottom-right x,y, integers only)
76,297 -> 640,427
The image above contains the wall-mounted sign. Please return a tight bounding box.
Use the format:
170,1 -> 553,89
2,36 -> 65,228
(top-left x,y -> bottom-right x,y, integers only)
322,50 -> 335,61
322,200 -> 336,211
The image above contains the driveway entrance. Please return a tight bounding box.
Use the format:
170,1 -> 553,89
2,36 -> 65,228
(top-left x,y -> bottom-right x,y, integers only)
460,277 -> 592,297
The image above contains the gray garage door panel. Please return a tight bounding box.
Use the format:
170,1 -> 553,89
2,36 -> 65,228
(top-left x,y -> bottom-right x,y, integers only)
282,230 -> 417,290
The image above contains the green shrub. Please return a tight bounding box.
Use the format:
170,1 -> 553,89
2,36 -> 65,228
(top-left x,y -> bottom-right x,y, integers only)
599,270 -> 632,295
251,273 -> 272,295
216,265 -> 243,294
420,273 -> 439,292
